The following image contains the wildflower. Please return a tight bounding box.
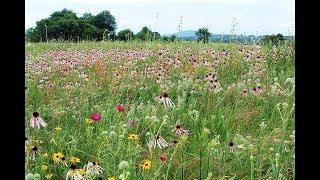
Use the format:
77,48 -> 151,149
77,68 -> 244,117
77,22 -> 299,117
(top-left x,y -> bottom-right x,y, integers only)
84,161 -> 103,176
158,92 -> 174,106
203,127 -> 210,134
147,135 -> 168,149
85,119 -> 94,124
45,174 -> 53,179
66,164 -> 83,180
30,111 -> 47,128
55,127 -> 62,132
116,105 -> 125,112
128,134 -> 139,141
41,164 -> 48,171
229,141 -> 235,152
173,124 -> 189,136
77,169 -> 86,176
52,152 -> 64,164
70,156 -> 80,164
141,160 -> 152,170
119,160 -> 129,170
90,113 -> 101,121
159,154 -> 168,162
127,119 -> 137,126
108,176 -> 115,180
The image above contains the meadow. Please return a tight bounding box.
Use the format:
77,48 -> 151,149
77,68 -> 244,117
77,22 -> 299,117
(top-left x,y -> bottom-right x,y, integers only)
25,41 -> 295,180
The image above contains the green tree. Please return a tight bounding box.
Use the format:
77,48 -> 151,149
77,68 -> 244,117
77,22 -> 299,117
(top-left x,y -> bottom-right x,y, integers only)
92,10 -> 117,31
169,35 -> 176,42
117,29 -> 134,41
262,33 -> 285,45
196,27 -> 211,43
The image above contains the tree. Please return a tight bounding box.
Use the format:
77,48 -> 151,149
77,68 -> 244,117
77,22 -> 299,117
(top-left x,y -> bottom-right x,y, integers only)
117,29 -> 134,41
169,35 -> 176,42
25,9 -> 117,42
136,26 -> 160,41
92,10 -> 117,32
196,27 -> 211,43
262,33 -> 285,45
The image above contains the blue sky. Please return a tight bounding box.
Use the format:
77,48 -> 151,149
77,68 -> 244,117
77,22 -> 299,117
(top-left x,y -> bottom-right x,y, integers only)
25,0 -> 295,36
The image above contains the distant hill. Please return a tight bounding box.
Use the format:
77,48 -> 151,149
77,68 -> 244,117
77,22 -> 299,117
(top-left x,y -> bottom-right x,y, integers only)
163,30 -> 294,43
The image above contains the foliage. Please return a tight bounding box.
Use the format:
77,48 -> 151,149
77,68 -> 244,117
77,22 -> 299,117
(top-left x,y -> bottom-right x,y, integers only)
196,27 -> 211,43
262,34 -> 285,45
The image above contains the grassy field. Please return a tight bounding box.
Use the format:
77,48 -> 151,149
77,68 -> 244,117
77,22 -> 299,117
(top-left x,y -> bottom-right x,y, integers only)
25,41 -> 295,180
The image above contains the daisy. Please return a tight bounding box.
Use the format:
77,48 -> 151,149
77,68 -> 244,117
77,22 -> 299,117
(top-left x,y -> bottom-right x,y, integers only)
66,164 -> 84,180
108,176 -> 115,180
141,160 -> 152,170
147,135 -> 168,149
128,134 -> 139,141
84,161 -> 103,176
159,93 -> 174,107
70,156 -> 80,164
30,112 -> 47,128
45,174 -> 53,179
172,124 -> 189,136
52,152 -> 64,164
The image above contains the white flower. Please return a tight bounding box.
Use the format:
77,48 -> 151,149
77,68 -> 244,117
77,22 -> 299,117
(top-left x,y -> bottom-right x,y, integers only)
147,135 -> 168,149
66,169 -> 84,180
30,112 -> 47,128
84,161 -> 103,176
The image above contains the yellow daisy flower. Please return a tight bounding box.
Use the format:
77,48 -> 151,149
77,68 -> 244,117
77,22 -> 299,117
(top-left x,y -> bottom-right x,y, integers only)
41,164 -> 48,171
77,168 -> 86,175
108,176 -> 115,180
55,127 -> 62,131
45,174 -> 53,179
70,156 -> 80,164
52,152 -> 64,164
85,119 -> 94,124
141,160 -> 152,170
128,134 -> 139,141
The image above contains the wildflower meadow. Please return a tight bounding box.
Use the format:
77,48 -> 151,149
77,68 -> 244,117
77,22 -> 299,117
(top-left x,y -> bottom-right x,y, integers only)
25,41 -> 295,179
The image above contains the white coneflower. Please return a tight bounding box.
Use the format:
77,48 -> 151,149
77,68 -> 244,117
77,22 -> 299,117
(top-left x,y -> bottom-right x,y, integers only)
66,164 -> 84,180
84,161 -> 103,176
172,124 -> 189,136
30,112 -> 47,128
159,92 -> 174,106
147,134 -> 168,149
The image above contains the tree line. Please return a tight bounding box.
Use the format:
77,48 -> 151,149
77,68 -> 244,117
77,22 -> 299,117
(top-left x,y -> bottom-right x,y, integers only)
26,9 -> 289,45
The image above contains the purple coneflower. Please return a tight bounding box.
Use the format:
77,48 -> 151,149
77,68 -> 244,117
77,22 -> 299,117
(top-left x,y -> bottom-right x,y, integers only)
30,112 -> 47,128
172,124 -> 189,136
159,93 -> 174,106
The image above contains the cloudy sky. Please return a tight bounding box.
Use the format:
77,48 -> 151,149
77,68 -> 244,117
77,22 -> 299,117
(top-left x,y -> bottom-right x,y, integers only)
25,0 -> 295,36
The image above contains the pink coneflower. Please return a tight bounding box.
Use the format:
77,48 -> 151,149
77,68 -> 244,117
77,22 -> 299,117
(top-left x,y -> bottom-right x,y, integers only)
252,86 -> 263,95
127,119 -> 137,126
116,105 -> 125,112
30,112 -> 47,128
90,113 -> 101,121
172,124 -> 189,136
159,93 -> 174,107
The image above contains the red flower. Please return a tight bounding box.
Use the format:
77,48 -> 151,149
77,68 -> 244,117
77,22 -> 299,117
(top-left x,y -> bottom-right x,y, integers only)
116,105 -> 125,112
159,154 -> 167,162
90,113 -> 101,121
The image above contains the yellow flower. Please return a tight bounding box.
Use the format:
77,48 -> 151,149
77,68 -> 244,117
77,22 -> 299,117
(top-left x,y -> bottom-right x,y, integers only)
52,152 -> 64,164
41,164 -> 48,171
45,174 -> 53,179
35,140 -> 44,144
70,156 -> 80,164
42,153 -> 49,157
77,168 -> 86,175
85,119 -> 94,124
108,176 -> 115,180
203,127 -> 210,134
141,160 -> 152,170
55,127 -> 62,131
128,134 -> 139,141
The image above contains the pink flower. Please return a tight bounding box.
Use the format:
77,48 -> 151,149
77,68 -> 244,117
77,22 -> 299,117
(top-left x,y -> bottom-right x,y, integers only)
30,112 -> 47,128
116,105 -> 125,112
172,124 -> 189,136
90,113 -> 101,121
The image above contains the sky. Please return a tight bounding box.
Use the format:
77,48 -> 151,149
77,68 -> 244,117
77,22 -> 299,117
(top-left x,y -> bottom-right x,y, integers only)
25,0 -> 295,36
